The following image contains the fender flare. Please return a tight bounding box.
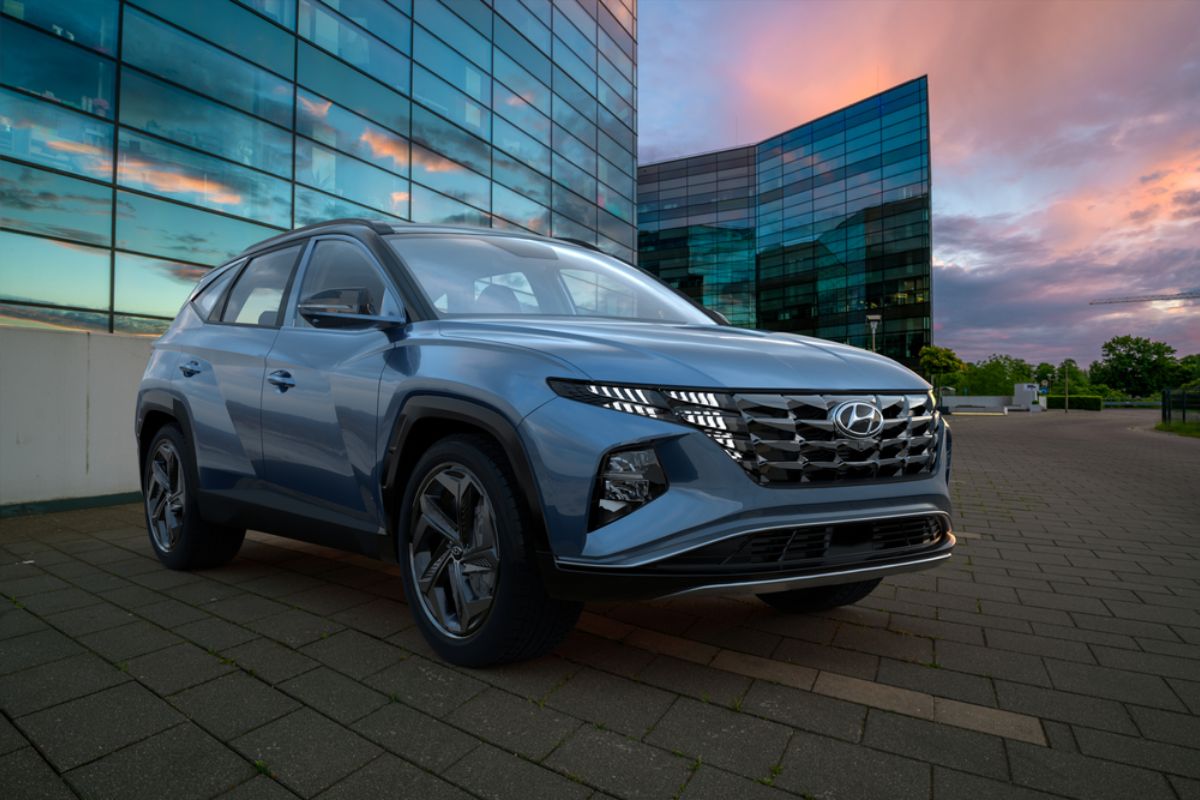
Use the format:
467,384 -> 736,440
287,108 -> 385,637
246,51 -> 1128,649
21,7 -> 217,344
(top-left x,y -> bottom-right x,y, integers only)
381,393 -> 552,555
135,388 -> 197,476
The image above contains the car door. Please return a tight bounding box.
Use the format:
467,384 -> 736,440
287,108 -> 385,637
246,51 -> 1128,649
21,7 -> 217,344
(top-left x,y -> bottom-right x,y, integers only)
176,244 -> 302,496
259,235 -> 402,535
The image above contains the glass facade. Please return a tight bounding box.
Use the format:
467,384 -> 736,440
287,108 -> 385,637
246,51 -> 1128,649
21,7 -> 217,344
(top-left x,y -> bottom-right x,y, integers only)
638,78 -> 931,369
0,0 -> 637,335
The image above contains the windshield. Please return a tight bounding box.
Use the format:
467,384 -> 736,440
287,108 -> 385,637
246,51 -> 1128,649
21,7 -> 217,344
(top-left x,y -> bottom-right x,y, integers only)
386,234 -> 716,325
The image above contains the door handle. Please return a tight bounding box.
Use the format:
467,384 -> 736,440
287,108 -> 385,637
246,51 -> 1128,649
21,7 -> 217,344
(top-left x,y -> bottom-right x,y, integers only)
179,360 -> 202,377
267,369 -> 295,391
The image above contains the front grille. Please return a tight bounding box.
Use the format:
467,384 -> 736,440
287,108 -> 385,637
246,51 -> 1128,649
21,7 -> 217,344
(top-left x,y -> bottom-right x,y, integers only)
649,515 -> 947,574
664,390 -> 940,486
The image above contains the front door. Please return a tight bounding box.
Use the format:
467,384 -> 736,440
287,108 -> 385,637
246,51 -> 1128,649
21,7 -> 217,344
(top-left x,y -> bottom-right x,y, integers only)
259,236 -> 402,535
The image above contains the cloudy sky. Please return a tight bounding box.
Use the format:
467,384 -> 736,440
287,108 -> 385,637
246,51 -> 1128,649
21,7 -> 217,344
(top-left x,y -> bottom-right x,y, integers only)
636,0 -> 1200,364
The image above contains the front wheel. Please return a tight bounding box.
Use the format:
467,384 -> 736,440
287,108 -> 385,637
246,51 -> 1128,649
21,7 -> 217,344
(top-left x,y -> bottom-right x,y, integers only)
757,578 -> 882,613
142,424 -> 244,570
398,434 -> 581,666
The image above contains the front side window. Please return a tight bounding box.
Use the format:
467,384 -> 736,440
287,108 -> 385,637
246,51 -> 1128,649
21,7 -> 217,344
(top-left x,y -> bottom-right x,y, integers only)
219,245 -> 301,326
387,234 -> 716,325
295,239 -> 388,326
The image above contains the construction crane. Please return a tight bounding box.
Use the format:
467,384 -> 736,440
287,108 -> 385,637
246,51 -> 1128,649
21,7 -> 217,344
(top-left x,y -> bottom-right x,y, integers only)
1089,291 -> 1200,305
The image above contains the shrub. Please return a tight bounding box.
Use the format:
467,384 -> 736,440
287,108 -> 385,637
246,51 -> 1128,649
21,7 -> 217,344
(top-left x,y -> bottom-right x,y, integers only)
1046,395 -> 1102,411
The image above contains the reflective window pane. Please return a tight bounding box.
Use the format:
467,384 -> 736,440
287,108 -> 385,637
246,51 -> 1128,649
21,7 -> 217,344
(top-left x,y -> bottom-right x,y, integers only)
297,43 -> 410,134
493,151 -> 550,205
318,0 -> 410,53
294,184 -> 406,226
0,230 -> 110,310
413,66 -> 490,140
0,18 -> 115,118
115,191 -> 280,265
411,142 -> 489,210
295,137 -> 410,216
413,0 -> 490,68
0,0 -> 118,55
114,315 -> 170,335
297,90 -> 409,176
0,160 -> 112,246
410,105 -> 490,175
493,50 -> 550,115
411,184 -> 488,227
0,87 -> 114,178
121,69 -> 293,178
494,81 -> 550,139
494,0 -> 550,52
299,0 -> 410,93
236,0 -> 297,28
114,251 -> 208,317
0,302 -> 108,332
118,130 -> 292,227
492,182 -> 549,234
493,116 -> 549,173
414,26 -> 490,105
123,8 -> 293,127
131,0 -> 294,77
221,244 -> 302,326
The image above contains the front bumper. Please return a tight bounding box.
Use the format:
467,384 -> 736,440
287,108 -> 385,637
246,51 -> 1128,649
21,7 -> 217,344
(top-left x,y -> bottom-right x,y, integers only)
518,397 -> 954,600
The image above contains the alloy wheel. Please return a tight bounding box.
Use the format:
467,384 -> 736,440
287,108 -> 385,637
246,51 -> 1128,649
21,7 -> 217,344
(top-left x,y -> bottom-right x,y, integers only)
146,440 -> 186,553
409,463 -> 501,637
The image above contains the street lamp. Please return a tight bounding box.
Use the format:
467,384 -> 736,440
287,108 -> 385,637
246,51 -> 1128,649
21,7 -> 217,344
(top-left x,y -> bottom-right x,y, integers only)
866,313 -> 882,352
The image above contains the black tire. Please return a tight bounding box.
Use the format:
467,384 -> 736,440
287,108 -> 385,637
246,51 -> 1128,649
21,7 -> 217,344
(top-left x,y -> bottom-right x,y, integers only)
142,424 -> 245,570
757,578 -> 882,613
398,433 -> 582,667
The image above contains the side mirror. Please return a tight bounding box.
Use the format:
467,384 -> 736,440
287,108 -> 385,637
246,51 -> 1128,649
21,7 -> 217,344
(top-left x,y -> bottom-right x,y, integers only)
298,287 -> 405,329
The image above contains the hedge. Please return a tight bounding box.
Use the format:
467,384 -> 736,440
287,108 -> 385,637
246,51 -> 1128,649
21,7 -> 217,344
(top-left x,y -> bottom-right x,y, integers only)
1047,395 -> 1103,411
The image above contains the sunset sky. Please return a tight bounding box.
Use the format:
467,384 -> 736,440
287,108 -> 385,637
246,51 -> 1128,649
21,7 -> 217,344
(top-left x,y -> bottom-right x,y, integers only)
636,0 -> 1200,365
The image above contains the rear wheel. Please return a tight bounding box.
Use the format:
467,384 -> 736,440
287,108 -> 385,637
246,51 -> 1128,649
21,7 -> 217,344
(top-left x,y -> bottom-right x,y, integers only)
143,424 -> 244,570
757,578 -> 882,613
398,434 -> 581,666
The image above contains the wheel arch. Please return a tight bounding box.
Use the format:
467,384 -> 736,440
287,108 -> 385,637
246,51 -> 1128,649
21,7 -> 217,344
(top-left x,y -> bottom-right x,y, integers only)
135,390 -> 197,481
381,394 -> 551,559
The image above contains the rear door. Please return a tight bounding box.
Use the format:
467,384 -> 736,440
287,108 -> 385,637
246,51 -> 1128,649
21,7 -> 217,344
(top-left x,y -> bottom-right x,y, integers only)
177,243 -> 302,494
259,236 -> 402,534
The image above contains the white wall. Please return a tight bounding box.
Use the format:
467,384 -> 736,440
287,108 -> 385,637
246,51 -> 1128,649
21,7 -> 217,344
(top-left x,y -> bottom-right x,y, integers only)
0,328 -> 153,506
942,395 -> 1010,411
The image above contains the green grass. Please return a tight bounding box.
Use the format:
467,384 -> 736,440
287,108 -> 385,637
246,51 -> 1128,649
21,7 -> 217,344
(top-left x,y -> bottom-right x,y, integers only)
1156,421 -> 1200,438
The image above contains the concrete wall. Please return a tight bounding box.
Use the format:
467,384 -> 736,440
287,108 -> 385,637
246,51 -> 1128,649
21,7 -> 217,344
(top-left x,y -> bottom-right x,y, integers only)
942,395 -> 1010,411
0,328 -> 153,506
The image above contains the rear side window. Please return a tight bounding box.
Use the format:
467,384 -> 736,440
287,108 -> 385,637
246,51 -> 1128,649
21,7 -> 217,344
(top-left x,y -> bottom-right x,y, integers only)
220,245 -> 301,326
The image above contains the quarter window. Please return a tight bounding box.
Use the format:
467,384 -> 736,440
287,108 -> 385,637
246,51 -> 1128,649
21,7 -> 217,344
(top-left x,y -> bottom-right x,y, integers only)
220,245 -> 301,326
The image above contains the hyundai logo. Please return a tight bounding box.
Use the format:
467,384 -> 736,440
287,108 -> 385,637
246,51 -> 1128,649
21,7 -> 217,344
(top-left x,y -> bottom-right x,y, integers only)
830,401 -> 885,438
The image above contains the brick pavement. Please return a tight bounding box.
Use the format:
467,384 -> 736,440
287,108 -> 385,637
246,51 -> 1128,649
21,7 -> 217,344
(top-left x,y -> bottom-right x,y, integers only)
0,409 -> 1197,799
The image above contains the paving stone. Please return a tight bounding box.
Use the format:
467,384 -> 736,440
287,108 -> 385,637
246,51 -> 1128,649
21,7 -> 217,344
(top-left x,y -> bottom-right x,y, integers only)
680,765 -> 793,800
933,697 -> 1045,745
173,616 -> 259,652
470,654 -> 581,701
710,648 -> 817,690
862,709 -> 1008,779
298,629 -> 406,679
98,584 -> 167,611
447,686 -> 580,760
206,593 -> 291,624
739,679 -> 866,742
887,612 -> 985,645
814,671 -> 934,719
446,743 -> 588,800
984,629 -> 1096,662
16,682 -> 182,770
18,586 -> 99,615
1167,677 -> 1200,715
239,572 -> 326,600
66,723 -> 253,800
328,597 -> 412,639
215,775 -> 299,800
933,767 -> 1065,799
1127,705 -> 1200,748
994,680 -> 1138,734
554,630 -> 656,678
279,666 -> 387,724
935,639 -> 1052,686
773,637 -> 879,680
0,653 -> 129,716
1044,659 -> 1184,710
1091,644 -> 1199,680
638,654 -> 752,707
353,702 -> 478,772
0,747 -> 77,800
318,753 -> 471,800
134,597 -> 211,627
1009,740 -> 1176,800
127,642 -> 234,695
0,608 -> 46,641
164,578 -> 244,605
222,638 -> 318,684
0,572 -> 70,597
1074,726 -> 1200,779
170,672 -> 300,740
545,727 -> 692,800
545,666 -> 675,736
0,713 -> 28,756
876,658 -> 997,706
645,696 -> 791,779
247,608 -> 345,647
774,728 -> 931,800
282,583 -> 372,615
78,619 -> 181,661
364,655 -> 487,717
231,708 -> 381,798
0,627 -> 83,675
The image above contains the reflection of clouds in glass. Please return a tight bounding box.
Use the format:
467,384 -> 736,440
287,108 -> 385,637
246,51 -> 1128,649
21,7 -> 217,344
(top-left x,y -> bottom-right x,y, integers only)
119,155 -> 243,206
359,129 -> 409,171
390,191 -> 410,208
299,94 -> 331,119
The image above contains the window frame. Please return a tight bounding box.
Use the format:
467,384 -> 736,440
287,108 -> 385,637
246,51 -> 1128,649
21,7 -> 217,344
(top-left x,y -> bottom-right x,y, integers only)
282,233 -> 405,331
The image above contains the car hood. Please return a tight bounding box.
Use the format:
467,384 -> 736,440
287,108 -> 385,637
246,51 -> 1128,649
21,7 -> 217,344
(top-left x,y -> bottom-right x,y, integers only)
440,319 -> 928,391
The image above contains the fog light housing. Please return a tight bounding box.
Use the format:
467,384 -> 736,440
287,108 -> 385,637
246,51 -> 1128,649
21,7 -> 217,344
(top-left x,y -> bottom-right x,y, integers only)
592,446 -> 667,529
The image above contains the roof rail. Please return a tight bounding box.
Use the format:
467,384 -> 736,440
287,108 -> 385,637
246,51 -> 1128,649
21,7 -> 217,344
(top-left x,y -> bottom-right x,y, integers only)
239,217 -> 396,254
554,236 -> 601,252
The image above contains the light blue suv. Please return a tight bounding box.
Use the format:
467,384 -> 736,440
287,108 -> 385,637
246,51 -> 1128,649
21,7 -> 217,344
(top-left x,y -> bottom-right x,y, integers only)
135,219 -> 954,665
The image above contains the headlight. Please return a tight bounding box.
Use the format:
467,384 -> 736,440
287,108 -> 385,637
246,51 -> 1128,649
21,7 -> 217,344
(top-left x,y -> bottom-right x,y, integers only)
592,446 -> 667,529
548,379 -> 672,418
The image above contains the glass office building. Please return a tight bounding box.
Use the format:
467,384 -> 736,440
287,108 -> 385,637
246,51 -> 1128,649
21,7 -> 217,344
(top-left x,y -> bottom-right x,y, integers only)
638,77 -> 930,368
0,0 -> 637,335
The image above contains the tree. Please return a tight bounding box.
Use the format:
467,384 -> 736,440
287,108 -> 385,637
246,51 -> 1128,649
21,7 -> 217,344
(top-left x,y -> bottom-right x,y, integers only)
918,345 -> 965,390
1034,362 -> 1056,385
1090,335 -> 1178,397
960,354 -> 1033,395
1054,358 -> 1089,394
1175,354 -> 1200,388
